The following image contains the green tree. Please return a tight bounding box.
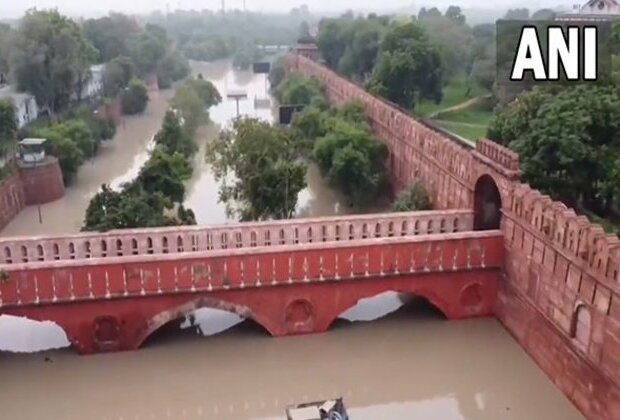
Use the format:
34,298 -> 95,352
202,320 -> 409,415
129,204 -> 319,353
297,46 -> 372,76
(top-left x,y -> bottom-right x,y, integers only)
156,50 -> 190,89
82,184 -> 180,232
367,23 -> 443,110
121,78 -> 149,115
186,77 -> 222,108
128,30 -> 167,76
275,74 -> 326,105
313,116 -> 389,206
317,19 -> 351,69
206,117 -> 307,221
393,182 -> 432,212
172,85 -> 208,134
12,9 -> 98,114
0,24 -> 13,84
532,9 -> 556,20
0,99 -> 17,157
504,8 -> 530,19
83,13 -> 141,62
137,147 -> 192,203
337,19 -> 386,81
445,6 -> 466,25
103,56 -> 135,97
488,85 -> 620,213
45,136 -> 85,185
155,109 -> 196,157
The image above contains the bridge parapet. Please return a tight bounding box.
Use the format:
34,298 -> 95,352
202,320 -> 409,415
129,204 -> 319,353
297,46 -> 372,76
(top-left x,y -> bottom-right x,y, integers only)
473,139 -> 521,180
0,230 -> 502,310
0,210 -> 473,265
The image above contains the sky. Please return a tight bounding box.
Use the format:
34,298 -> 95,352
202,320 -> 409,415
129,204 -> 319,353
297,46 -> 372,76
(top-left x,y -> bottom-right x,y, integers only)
0,0 -> 575,19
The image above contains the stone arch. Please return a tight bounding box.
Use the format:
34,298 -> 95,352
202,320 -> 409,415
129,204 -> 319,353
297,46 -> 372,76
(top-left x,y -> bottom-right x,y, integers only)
571,303 -> 591,353
326,287 -> 454,331
474,174 -> 502,231
136,297 -> 277,349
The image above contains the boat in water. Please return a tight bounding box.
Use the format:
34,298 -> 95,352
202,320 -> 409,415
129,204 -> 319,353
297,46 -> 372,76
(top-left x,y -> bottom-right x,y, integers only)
286,398 -> 349,420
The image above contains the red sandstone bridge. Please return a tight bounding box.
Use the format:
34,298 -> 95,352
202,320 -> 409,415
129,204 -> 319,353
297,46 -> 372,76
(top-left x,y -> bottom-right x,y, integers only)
2,50 -> 620,419
0,210 -> 502,354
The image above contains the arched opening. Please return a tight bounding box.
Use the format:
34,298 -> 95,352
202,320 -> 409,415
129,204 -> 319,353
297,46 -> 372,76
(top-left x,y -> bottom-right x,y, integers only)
571,304 -> 591,353
474,175 -> 502,231
139,298 -> 273,349
0,315 -> 70,353
331,291 -> 448,330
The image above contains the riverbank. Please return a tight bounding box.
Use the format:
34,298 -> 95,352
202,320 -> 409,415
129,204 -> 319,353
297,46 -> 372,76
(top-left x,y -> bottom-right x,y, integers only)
0,89 -> 172,236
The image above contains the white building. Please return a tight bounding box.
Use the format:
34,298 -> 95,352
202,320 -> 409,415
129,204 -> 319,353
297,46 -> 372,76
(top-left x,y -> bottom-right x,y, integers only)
580,0 -> 620,15
80,64 -> 105,100
558,0 -> 620,20
0,85 -> 38,129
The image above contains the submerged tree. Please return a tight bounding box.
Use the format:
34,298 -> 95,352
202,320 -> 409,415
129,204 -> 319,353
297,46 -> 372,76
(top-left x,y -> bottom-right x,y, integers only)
12,9 -> 98,114
206,117 -> 307,221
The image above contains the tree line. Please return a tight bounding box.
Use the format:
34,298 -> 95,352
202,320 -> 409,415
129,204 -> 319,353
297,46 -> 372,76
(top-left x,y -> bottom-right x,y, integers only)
141,8 -> 315,71
82,76 -> 221,232
0,10 -> 193,183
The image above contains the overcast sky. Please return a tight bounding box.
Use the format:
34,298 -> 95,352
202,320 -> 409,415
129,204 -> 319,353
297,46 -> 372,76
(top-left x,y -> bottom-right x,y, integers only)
0,0 -> 574,19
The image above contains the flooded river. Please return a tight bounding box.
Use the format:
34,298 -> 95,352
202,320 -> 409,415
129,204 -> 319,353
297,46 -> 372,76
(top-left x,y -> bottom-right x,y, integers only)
0,60 -> 583,420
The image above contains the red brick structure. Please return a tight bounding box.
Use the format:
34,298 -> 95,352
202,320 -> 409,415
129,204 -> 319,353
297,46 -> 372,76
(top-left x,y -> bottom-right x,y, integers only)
0,157 -> 65,230
0,171 -> 26,231
286,52 -> 620,419
0,48 -> 618,420
0,210 -> 502,354
18,157 -> 65,205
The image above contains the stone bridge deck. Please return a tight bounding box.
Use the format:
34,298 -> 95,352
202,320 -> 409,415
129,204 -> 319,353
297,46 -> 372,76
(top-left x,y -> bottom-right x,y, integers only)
0,210 -> 473,264
0,210 -> 503,354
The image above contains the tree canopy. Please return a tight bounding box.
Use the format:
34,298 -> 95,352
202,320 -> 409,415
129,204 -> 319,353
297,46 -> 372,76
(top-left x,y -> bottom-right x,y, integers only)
207,117 -> 307,221
367,22 -> 443,110
12,9 -> 97,114
0,100 -> 17,157
121,78 -> 149,115
488,84 -> 620,216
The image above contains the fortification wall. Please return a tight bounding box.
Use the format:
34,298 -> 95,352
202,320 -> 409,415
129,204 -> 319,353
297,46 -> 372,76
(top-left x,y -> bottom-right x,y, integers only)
287,53 -> 620,419
18,157 -> 65,205
0,170 -> 25,231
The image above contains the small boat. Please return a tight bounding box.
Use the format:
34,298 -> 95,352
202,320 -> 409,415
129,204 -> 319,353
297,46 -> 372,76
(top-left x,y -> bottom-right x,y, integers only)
286,398 -> 349,420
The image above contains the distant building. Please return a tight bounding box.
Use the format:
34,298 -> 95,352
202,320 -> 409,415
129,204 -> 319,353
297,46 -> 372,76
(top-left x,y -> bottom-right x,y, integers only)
80,64 -> 105,100
0,85 -> 38,129
557,0 -> 620,21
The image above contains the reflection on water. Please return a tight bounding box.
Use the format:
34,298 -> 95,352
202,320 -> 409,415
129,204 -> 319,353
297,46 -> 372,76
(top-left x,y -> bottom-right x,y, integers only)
0,60 -> 583,420
0,90 -> 172,236
0,305 -> 583,420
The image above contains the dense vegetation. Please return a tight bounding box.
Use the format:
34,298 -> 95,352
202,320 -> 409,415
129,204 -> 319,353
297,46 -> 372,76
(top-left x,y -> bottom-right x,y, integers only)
83,14 -> 190,93
275,75 -> 392,208
393,182 -> 432,212
0,9 -> 191,183
147,8 -> 314,63
82,77 -> 221,231
207,118 -> 307,221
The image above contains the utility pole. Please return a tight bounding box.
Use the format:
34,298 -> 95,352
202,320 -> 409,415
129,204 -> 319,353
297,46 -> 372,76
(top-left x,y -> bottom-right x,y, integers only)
221,0 -> 226,14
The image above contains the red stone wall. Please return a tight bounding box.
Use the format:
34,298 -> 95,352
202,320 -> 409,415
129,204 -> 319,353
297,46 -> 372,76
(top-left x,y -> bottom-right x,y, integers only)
0,170 -> 25,231
1,230 -> 503,354
287,53 -> 620,419
18,157 -> 65,205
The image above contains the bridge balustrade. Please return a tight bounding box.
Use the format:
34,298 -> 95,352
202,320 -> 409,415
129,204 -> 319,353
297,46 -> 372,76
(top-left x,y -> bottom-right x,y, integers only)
0,210 -> 473,265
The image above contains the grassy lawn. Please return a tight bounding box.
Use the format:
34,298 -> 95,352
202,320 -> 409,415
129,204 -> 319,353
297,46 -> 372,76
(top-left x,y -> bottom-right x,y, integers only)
435,120 -> 488,142
416,75 -> 489,118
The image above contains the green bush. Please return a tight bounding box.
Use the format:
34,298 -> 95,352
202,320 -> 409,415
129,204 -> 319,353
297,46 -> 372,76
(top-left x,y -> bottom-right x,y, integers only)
393,182 -> 432,212
121,78 -> 149,115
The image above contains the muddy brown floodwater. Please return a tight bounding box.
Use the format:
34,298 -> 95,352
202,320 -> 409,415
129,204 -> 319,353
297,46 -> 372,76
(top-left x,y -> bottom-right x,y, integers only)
0,59 -> 583,420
